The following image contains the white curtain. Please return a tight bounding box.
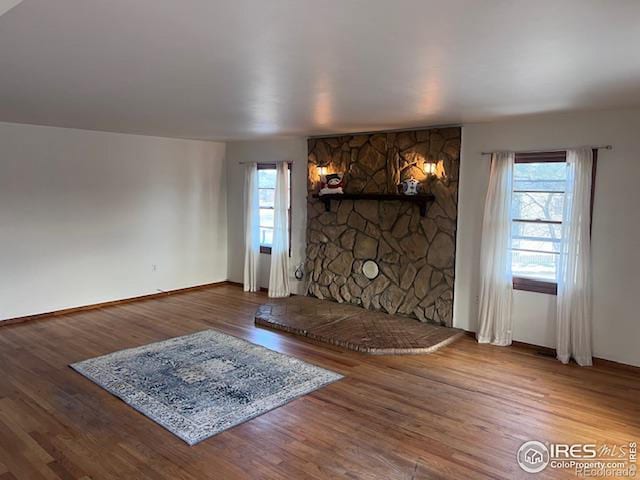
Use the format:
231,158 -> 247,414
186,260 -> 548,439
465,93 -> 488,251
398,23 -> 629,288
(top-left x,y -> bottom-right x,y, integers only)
268,162 -> 290,297
243,163 -> 260,292
477,152 -> 515,346
557,148 -> 593,366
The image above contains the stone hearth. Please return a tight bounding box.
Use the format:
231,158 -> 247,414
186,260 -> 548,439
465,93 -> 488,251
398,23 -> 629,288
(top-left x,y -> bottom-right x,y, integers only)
305,127 -> 460,326
255,297 -> 464,354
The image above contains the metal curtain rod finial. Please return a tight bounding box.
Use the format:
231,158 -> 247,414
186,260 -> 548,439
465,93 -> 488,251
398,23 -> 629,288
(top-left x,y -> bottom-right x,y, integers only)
480,144 -> 612,156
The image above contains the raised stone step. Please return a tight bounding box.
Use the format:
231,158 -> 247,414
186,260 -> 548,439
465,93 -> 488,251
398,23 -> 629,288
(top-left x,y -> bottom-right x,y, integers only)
255,296 -> 464,355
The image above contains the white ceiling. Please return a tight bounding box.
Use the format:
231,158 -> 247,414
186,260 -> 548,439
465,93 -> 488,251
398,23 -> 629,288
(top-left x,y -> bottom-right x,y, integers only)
0,0 -> 22,18
1,0 -> 640,141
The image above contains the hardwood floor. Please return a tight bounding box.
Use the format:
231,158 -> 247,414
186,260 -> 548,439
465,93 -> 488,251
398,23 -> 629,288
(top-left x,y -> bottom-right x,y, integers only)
0,284 -> 638,480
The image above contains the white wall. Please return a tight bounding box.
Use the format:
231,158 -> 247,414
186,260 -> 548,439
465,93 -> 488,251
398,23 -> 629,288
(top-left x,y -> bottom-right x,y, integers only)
226,138 -> 308,294
223,112 -> 640,367
13,110 -> 634,365
0,122 -> 227,320
456,108 -> 640,367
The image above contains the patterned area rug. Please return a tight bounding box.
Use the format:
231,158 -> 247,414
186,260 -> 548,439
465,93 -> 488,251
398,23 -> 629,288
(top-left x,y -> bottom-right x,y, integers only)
71,330 -> 343,445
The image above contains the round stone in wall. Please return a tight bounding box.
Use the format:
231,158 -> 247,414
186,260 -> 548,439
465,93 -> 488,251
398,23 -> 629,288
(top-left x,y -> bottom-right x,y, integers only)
362,260 -> 380,280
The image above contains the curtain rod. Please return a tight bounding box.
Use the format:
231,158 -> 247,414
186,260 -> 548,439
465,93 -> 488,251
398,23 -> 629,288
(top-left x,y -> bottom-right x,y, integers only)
238,160 -> 291,165
481,144 -> 612,156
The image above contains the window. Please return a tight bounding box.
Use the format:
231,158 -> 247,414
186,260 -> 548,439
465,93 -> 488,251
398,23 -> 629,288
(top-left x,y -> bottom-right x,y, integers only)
511,151 -> 596,294
257,163 -> 291,254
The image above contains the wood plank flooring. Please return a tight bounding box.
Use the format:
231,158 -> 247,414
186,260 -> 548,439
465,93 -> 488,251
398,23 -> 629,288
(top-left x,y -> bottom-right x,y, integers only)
0,284 -> 638,480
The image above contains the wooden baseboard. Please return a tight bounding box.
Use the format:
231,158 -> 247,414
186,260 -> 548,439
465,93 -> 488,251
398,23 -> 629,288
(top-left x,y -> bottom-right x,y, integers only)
6,288 -> 635,370
0,281 -> 234,327
463,330 -> 639,371
463,331 -> 556,356
224,281 -> 269,292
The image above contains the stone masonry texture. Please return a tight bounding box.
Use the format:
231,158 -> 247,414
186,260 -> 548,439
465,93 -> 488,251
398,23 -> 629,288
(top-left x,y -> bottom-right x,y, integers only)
305,127 -> 461,326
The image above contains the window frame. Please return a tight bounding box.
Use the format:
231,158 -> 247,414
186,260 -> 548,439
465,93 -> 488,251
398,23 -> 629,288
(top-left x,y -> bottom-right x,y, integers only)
510,150 -> 597,295
257,162 -> 292,255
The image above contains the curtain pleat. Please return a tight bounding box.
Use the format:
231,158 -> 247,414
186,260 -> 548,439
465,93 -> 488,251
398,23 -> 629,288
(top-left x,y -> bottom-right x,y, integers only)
557,148 -> 593,366
477,152 -> 515,346
243,163 -> 260,292
268,162 -> 291,297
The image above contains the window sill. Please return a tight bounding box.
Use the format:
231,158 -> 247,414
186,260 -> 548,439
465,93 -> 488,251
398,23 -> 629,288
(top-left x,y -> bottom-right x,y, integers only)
513,277 -> 557,295
259,246 -> 293,257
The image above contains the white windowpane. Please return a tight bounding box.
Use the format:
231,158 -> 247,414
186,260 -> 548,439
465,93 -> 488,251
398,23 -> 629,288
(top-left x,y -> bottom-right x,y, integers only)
512,250 -> 558,282
259,188 -> 275,207
515,163 -> 566,190
511,161 -> 567,282
260,228 -> 273,246
512,222 -> 561,253
259,208 -> 274,228
258,169 -> 276,189
514,179 -> 566,192
257,164 -> 290,249
512,221 -> 562,240
512,239 -> 559,253
514,162 -> 567,177
512,192 -> 564,221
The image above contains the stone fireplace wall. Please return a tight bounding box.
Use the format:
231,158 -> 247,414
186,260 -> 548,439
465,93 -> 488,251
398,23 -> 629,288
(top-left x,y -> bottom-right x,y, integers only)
305,127 -> 461,326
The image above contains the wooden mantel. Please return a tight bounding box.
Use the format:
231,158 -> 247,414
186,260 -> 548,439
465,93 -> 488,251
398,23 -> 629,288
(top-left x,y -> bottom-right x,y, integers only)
312,193 -> 435,217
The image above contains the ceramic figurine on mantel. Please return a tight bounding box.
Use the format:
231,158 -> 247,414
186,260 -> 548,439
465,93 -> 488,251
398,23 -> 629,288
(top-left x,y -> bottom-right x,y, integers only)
319,172 -> 345,196
399,176 -> 421,196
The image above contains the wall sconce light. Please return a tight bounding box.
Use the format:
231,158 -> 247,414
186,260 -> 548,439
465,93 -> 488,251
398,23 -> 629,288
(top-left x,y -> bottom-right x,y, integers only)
317,166 -> 328,176
423,161 -> 436,176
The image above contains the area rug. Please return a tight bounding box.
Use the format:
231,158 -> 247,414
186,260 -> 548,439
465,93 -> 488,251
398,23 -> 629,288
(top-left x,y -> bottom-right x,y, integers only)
70,330 -> 343,445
